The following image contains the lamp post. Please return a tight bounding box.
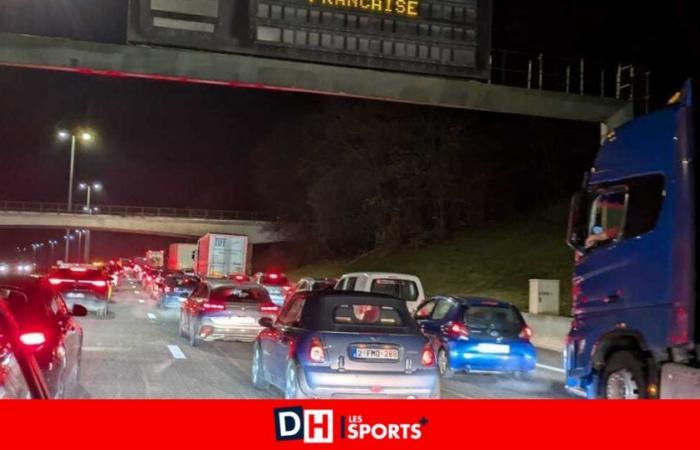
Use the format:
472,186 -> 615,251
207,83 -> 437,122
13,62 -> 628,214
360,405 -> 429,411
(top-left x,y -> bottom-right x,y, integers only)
47,240 -> 59,266
57,129 -> 95,262
74,230 -> 86,264
79,182 -> 102,263
64,233 -> 75,262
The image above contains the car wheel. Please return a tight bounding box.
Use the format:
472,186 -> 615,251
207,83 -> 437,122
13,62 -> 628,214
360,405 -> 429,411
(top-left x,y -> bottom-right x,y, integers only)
189,319 -> 198,347
437,348 -> 455,379
284,360 -> 304,399
602,350 -> 648,399
252,344 -> 269,389
178,312 -> 186,338
513,371 -> 534,381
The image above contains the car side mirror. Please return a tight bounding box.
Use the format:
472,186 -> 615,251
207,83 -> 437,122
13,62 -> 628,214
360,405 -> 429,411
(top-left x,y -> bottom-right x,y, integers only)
71,304 -> 88,317
259,317 -> 274,328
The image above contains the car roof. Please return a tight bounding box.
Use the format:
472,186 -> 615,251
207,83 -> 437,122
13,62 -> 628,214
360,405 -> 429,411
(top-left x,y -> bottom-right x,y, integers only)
339,272 -> 419,280
0,275 -> 42,292
438,295 -> 516,309
205,280 -> 263,290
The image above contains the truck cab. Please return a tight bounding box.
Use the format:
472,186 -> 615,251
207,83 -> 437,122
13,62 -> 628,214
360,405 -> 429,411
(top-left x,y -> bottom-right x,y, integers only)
565,80 -> 697,398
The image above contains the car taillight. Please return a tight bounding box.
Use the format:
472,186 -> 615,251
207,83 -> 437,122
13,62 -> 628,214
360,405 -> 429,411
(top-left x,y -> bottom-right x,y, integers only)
446,321 -> 469,339
91,280 -> 107,287
48,278 -> 62,285
234,275 -> 246,282
282,286 -> 291,292
519,326 -> 533,341
259,304 -> 280,315
202,302 -> 225,311
19,332 -> 46,347
309,337 -> 326,363
421,344 -> 435,367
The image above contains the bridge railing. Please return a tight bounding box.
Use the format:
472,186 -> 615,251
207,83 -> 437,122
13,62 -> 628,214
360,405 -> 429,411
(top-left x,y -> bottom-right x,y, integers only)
0,201 -> 269,221
490,49 -> 651,114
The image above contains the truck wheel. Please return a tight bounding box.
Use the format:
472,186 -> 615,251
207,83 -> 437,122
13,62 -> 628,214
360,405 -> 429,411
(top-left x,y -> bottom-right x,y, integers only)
602,351 -> 648,399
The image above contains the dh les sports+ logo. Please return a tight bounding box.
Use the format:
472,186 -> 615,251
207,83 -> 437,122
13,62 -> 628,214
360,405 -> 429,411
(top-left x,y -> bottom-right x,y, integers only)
273,406 -> 427,443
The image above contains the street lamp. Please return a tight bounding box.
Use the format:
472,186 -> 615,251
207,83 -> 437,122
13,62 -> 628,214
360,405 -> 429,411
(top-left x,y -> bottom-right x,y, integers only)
31,243 -> 44,265
47,240 -> 59,266
57,128 -> 95,262
78,181 -> 102,262
74,229 -> 87,264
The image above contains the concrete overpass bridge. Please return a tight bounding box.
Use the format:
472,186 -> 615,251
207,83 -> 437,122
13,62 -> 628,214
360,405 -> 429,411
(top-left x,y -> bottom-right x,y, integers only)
0,201 -> 283,243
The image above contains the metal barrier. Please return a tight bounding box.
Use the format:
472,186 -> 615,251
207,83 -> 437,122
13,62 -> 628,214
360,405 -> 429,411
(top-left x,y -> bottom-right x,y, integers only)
489,49 -> 651,114
0,201 -> 268,221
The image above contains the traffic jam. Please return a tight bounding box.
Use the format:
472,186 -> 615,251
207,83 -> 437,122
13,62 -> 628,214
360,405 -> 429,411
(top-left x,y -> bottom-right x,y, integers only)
1,233 -> 540,400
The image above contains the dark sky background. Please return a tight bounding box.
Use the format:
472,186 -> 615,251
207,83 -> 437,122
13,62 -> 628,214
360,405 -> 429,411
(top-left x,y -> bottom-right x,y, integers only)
0,0 -> 698,263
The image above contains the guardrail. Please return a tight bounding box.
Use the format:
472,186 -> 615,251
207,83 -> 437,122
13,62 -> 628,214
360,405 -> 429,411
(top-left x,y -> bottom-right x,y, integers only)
0,201 -> 269,221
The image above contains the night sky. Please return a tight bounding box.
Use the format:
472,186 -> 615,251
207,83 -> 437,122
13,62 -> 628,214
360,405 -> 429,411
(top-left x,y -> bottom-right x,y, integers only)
0,0 -> 698,262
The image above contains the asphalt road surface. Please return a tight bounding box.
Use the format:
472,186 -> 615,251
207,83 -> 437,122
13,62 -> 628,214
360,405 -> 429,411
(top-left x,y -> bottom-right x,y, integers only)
73,277 -> 571,399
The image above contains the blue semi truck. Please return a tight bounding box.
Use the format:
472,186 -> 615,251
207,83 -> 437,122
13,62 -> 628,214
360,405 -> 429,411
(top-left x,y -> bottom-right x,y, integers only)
564,80 -> 698,399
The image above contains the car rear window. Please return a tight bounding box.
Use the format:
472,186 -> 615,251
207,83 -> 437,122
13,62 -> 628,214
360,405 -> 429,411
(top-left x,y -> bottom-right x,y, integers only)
261,274 -> 289,286
311,281 -> 335,291
211,286 -> 271,303
49,268 -> 103,280
463,306 -> 523,331
333,304 -> 405,327
370,279 -> 418,302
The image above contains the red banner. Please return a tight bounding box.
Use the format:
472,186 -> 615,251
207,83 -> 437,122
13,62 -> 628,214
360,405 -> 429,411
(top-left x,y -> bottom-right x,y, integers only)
3,400 -> 698,448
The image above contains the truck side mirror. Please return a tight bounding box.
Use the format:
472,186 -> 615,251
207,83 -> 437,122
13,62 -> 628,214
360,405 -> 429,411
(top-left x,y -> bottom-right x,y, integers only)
567,190 -> 588,250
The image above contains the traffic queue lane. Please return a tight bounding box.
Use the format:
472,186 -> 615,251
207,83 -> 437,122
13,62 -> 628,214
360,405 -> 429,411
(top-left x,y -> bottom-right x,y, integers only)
73,277 -> 570,399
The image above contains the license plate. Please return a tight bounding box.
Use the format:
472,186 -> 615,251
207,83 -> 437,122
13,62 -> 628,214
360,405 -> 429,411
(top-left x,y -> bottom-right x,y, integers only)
212,316 -> 255,326
66,293 -> 85,298
475,343 -> 510,354
352,348 -> 399,361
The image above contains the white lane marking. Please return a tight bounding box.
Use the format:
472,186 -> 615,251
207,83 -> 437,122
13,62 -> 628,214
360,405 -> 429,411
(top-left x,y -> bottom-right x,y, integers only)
83,346 -> 128,352
536,363 -> 565,373
168,345 -> 187,359
147,313 -> 157,320
138,299 -> 145,304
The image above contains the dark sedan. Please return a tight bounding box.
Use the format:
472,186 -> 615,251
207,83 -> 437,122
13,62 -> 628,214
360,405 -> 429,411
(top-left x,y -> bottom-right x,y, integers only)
0,275 -> 86,398
156,274 -> 198,309
0,297 -> 49,399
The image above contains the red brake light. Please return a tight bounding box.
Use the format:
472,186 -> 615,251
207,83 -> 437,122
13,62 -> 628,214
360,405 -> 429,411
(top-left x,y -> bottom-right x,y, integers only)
519,326 -> 533,341
70,267 -> 87,272
268,273 -> 278,279
446,321 -> 469,339
282,286 -> 291,292
91,280 -> 107,287
421,344 -> 435,367
234,275 -> 246,281
48,278 -> 62,285
309,337 -> 326,363
20,332 -> 46,346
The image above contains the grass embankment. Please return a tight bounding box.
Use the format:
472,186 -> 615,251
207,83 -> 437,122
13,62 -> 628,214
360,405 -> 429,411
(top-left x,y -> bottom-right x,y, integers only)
289,204 -> 573,315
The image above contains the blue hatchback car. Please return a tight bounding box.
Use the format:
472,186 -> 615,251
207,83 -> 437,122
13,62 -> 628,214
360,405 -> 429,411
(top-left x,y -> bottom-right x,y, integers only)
415,296 -> 536,378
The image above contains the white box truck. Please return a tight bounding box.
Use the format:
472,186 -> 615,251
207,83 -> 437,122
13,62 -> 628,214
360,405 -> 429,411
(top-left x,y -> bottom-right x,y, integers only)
195,234 -> 249,278
167,243 -> 196,270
